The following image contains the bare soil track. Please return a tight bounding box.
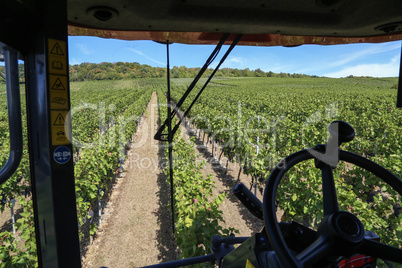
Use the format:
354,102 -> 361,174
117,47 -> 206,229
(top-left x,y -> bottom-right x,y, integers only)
83,92 -> 264,267
82,92 -> 178,267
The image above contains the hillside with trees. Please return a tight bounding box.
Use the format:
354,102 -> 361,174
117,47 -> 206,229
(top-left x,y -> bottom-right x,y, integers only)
0,62 -> 315,84
68,62 -> 314,81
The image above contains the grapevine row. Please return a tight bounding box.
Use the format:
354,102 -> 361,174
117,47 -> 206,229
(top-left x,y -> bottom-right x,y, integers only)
0,79 -> 154,266
169,77 -> 402,250
155,86 -> 237,261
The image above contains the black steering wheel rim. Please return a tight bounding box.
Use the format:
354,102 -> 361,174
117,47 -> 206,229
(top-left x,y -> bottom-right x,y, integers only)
263,148 -> 402,268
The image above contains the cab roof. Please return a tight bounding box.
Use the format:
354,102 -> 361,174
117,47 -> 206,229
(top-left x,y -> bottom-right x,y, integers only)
67,0 -> 402,46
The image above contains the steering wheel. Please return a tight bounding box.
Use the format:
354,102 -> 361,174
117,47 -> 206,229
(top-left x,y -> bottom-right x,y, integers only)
263,121 -> 402,267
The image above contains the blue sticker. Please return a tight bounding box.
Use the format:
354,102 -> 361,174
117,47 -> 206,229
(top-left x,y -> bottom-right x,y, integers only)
53,146 -> 71,164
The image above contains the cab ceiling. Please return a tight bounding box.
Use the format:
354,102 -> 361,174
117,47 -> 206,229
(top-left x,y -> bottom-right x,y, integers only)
66,0 -> 402,45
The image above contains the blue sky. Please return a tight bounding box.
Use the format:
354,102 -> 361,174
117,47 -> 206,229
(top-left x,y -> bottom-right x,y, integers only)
69,36 -> 400,78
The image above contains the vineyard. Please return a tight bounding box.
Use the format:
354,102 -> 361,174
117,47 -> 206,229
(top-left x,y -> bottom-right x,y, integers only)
0,79 -> 154,266
0,76 -> 401,267
169,77 -> 402,266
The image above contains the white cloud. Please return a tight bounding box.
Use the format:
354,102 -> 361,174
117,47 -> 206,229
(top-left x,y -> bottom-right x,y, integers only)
222,55 -> 293,72
218,56 -> 247,69
76,44 -> 93,55
324,55 -> 400,78
227,56 -> 245,64
69,57 -> 82,65
127,48 -> 166,66
329,42 -> 401,68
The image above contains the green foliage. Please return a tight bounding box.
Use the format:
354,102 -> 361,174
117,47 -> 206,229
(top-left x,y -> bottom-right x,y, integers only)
156,90 -> 238,263
69,62 -> 315,82
1,76 -> 401,266
171,76 -> 402,250
168,139 -> 233,259
0,197 -> 37,267
0,83 -> 36,265
71,79 -> 154,240
0,79 -> 155,265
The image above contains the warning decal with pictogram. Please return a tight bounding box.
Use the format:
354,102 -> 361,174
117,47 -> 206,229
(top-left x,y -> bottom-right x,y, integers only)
53,113 -> 66,126
49,75 -> 69,109
50,42 -> 65,56
52,78 -> 66,90
47,39 -> 71,145
50,110 -> 70,145
49,75 -> 67,91
48,39 -> 67,75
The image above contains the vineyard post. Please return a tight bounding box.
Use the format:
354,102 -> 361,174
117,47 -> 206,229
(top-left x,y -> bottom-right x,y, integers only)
10,198 -> 16,235
119,158 -> 124,174
99,102 -> 106,147
98,188 -> 102,225
215,140 -> 218,159
237,156 -> 242,183
214,140 -> 217,159
255,115 -> 260,195
257,115 -> 260,155
210,135 -> 213,153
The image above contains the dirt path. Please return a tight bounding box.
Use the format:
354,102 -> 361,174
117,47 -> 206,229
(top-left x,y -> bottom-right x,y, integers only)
83,92 -> 264,268
82,92 -> 178,268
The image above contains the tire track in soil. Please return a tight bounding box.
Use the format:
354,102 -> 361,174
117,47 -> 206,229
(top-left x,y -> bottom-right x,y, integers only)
82,92 -> 178,268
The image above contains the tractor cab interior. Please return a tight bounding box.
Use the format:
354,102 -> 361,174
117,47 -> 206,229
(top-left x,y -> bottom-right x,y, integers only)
0,0 -> 402,267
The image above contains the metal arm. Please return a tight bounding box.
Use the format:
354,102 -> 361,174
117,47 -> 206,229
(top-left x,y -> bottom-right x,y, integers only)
0,43 -> 23,185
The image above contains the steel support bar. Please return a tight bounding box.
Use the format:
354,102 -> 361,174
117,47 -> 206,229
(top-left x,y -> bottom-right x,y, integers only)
0,44 -> 23,185
166,41 -> 176,233
171,34 -> 243,135
23,0 -> 81,267
397,41 -> 402,108
154,33 -> 230,141
143,254 -> 216,268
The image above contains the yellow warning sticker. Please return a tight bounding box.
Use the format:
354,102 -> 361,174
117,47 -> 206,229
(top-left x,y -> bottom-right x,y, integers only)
245,259 -> 255,268
47,39 -> 70,145
50,92 -> 68,110
49,74 -> 68,91
48,39 -> 67,75
49,75 -> 68,109
50,42 -> 65,56
50,110 -> 71,145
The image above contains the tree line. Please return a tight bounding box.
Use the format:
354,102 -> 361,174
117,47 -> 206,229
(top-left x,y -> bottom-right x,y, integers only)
0,62 -> 316,84
69,62 -> 315,81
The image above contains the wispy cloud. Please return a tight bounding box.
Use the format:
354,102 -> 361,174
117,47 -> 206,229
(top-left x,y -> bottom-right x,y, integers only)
296,42 -> 401,76
329,42 -> 401,68
227,56 -> 245,64
216,56 -> 248,69
324,55 -> 400,78
222,55 -> 291,72
127,48 -> 166,66
69,57 -> 82,65
76,44 -> 93,55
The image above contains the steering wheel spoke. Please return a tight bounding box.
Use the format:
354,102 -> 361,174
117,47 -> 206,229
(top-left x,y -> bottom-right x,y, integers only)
358,238 -> 402,263
296,235 -> 333,266
321,164 -> 339,216
263,121 -> 402,268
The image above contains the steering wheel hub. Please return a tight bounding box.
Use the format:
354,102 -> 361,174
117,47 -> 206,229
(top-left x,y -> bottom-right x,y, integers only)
327,211 -> 365,244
